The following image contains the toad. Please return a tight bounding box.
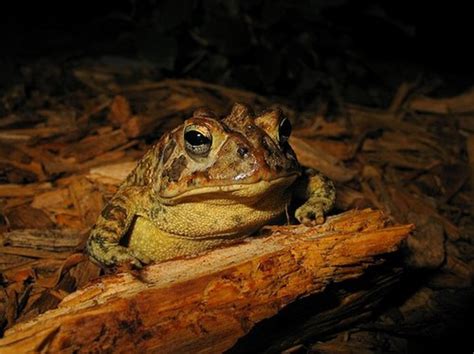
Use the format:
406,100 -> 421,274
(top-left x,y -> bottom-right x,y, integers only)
86,103 -> 335,267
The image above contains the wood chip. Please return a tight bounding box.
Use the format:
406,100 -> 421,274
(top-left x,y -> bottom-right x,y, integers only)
0,183 -> 52,198
4,206 -> 55,229
107,95 -> 132,126
0,228 -> 84,251
62,129 -> 128,163
87,161 -> 136,185
0,246 -> 72,259
408,89 -> 474,114
290,136 -> 358,182
31,188 -> 72,211
68,177 -> 104,227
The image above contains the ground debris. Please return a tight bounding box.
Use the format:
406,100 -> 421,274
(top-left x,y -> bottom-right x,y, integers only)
0,74 -> 472,351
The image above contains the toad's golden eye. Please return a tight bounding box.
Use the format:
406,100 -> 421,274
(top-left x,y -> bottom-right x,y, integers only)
278,118 -> 292,145
184,125 -> 212,156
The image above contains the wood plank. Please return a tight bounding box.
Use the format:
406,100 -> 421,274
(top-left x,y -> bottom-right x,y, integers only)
0,209 -> 412,353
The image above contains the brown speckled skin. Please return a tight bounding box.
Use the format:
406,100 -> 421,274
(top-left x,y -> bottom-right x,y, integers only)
86,103 -> 335,267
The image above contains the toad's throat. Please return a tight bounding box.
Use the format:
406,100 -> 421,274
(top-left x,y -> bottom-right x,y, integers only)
158,173 -> 299,203
131,178 -> 293,246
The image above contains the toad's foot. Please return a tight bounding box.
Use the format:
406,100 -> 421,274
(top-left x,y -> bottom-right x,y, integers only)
295,200 -> 331,226
87,240 -> 151,268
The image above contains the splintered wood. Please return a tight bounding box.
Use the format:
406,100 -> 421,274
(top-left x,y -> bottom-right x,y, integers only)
0,209 -> 411,353
0,77 -> 473,351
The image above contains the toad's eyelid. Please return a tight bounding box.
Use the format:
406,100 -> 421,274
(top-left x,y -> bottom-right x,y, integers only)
184,124 -> 209,133
184,124 -> 211,137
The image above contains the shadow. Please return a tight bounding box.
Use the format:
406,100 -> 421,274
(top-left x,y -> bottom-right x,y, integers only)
228,258 -> 409,353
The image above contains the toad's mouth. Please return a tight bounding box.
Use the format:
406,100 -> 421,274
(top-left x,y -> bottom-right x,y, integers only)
158,173 -> 299,204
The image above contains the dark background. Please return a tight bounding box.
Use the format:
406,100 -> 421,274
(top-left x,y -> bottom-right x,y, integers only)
1,0 -> 472,109
0,1 -> 472,352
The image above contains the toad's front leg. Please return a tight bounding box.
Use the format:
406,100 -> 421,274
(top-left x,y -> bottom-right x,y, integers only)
86,187 -> 150,268
294,169 -> 336,225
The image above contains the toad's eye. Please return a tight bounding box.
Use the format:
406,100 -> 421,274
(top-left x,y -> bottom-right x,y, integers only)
184,126 -> 212,156
278,118 -> 292,145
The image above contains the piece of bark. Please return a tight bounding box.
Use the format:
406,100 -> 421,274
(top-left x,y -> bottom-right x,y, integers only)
293,117 -> 349,138
0,114 -> 26,129
0,183 -> 52,198
408,89 -> 474,114
335,185 -> 371,210
0,209 -> 412,353
123,112 -> 174,138
0,254 -> 35,272
31,188 -> 72,212
0,155 -> 36,186
289,136 -> 358,183
346,104 -> 431,138
403,214 -> 445,269
68,177 -> 105,228
87,161 -> 136,185
18,146 -> 71,176
2,259 -> 66,281
361,167 -> 454,269
0,127 -> 75,144
54,213 -> 85,230
67,258 -> 101,289
0,246 -> 73,260
389,188 -> 459,240
4,206 -> 55,230
61,129 -> 128,163
0,228 -> 84,252
122,79 -> 271,111
361,150 -> 441,170
388,81 -> 418,113
434,163 -> 470,203
304,139 -> 355,161
362,131 -> 443,156
74,150 -> 133,174
107,95 -> 132,127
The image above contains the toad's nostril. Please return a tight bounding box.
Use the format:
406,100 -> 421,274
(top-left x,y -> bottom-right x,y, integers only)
237,146 -> 249,158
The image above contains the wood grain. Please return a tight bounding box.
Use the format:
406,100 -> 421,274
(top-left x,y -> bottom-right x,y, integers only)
0,209 -> 412,353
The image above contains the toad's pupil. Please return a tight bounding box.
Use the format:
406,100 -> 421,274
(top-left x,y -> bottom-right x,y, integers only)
185,131 -> 210,146
279,118 -> 292,143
